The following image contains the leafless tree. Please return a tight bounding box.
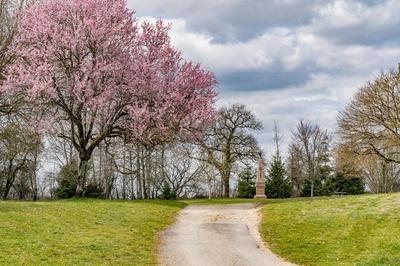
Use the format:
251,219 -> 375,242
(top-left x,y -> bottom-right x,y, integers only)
334,141 -> 400,193
289,120 -> 331,197
338,68 -> 400,165
287,143 -> 303,196
363,157 -> 400,193
196,104 -> 262,197
0,122 -> 41,199
162,144 -> 205,198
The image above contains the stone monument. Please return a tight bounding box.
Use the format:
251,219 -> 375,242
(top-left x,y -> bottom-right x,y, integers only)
254,152 -> 266,198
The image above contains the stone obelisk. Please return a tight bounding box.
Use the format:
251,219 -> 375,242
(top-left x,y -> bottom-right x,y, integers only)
254,153 -> 266,198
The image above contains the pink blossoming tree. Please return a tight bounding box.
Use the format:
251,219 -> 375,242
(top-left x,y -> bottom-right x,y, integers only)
3,0 -> 217,195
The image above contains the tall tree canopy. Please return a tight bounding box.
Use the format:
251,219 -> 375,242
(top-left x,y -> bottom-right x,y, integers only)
289,120 -> 331,197
338,68 -> 400,165
199,104 -> 262,197
1,0 -> 217,195
0,0 -> 25,79
0,0 -> 29,114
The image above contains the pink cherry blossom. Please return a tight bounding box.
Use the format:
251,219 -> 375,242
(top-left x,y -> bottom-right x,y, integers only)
2,0 -> 217,193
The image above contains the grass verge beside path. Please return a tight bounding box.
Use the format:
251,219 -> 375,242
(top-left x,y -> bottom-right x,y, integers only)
0,199 -> 185,265
259,193 -> 400,266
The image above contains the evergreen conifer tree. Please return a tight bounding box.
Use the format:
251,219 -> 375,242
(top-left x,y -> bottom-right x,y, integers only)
160,181 -> 176,200
237,167 -> 256,198
265,123 -> 292,198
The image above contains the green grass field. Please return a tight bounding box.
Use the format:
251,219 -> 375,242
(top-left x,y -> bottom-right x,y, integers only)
260,193 -> 400,266
2,194 -> 400,265
0,199 -> 185,265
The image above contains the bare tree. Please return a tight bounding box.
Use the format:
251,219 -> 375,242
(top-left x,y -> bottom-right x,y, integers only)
0,122 -> 41,199
338,68 -> 400,165
363,157 -> 400,193
197,104 -> 262,197
287,143 -> 304,197
289,120 -> 331,197
334,141 -> 400,193
162,144 -> 205,198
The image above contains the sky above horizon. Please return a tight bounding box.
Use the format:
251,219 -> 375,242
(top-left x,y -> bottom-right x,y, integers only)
127,0 -> 400,158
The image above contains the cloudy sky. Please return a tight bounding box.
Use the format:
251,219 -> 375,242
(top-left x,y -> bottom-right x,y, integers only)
127,0 -> 400,157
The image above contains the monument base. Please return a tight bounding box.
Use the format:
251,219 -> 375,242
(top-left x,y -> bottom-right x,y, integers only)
254,156 -> 266,199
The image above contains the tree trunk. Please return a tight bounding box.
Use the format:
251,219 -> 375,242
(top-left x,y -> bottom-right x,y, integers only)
31,151 -> 39,201
310,181 -> 314,198
146,149 -> 151,199
382,162 -> 387,193
3,174 -> 16,200
3,178 -> 12,200
136,145 -> 142,199
141,149 -> 147,199
3,159 -> 16,200
99,145 -> 103,194
223,177 -> 229,197
76,154 -> 90,196
129,150 -> 135,200
122,147 -> 126,200
208,177 -> 212,200
161,146 -> 166,189
221,169 -> 230,198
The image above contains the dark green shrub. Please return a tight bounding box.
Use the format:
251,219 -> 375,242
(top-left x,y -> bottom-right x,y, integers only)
301,179 -> 326,197
54,161 -> 78,199
84,183 -> 105,199
328,173 -> 364,195
301,173 -> 365,197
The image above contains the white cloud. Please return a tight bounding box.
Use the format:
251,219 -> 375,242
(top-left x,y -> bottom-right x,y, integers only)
131,1 -> 400,159
166,18 -> 279,73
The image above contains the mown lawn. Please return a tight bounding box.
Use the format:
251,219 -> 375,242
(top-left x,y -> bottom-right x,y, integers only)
260,193 -> 400,266
0,199 -> 185,265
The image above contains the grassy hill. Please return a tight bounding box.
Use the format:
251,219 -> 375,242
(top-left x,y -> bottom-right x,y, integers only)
1,194 -> 400,265
260,193 -> 400,265
0,199 -> 184,265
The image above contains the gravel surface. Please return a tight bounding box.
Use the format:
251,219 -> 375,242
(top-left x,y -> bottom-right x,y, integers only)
158,203 -> 294,266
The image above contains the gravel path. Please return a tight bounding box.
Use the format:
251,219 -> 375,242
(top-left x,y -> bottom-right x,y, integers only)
158,203 -> 294,266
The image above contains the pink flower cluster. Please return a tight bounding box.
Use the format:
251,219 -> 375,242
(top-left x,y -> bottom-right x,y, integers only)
3,0 -> 217,146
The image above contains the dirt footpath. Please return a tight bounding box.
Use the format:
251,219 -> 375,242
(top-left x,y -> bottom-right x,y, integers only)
158,203 -> 294,266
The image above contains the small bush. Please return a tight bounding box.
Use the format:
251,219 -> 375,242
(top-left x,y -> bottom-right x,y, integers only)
301,173 -> 365,197
160,182 -> 176,200
301,179 -> 326,197
84,183 -> 105,199
328,173 -> 364,195
54,161 -> 78,199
